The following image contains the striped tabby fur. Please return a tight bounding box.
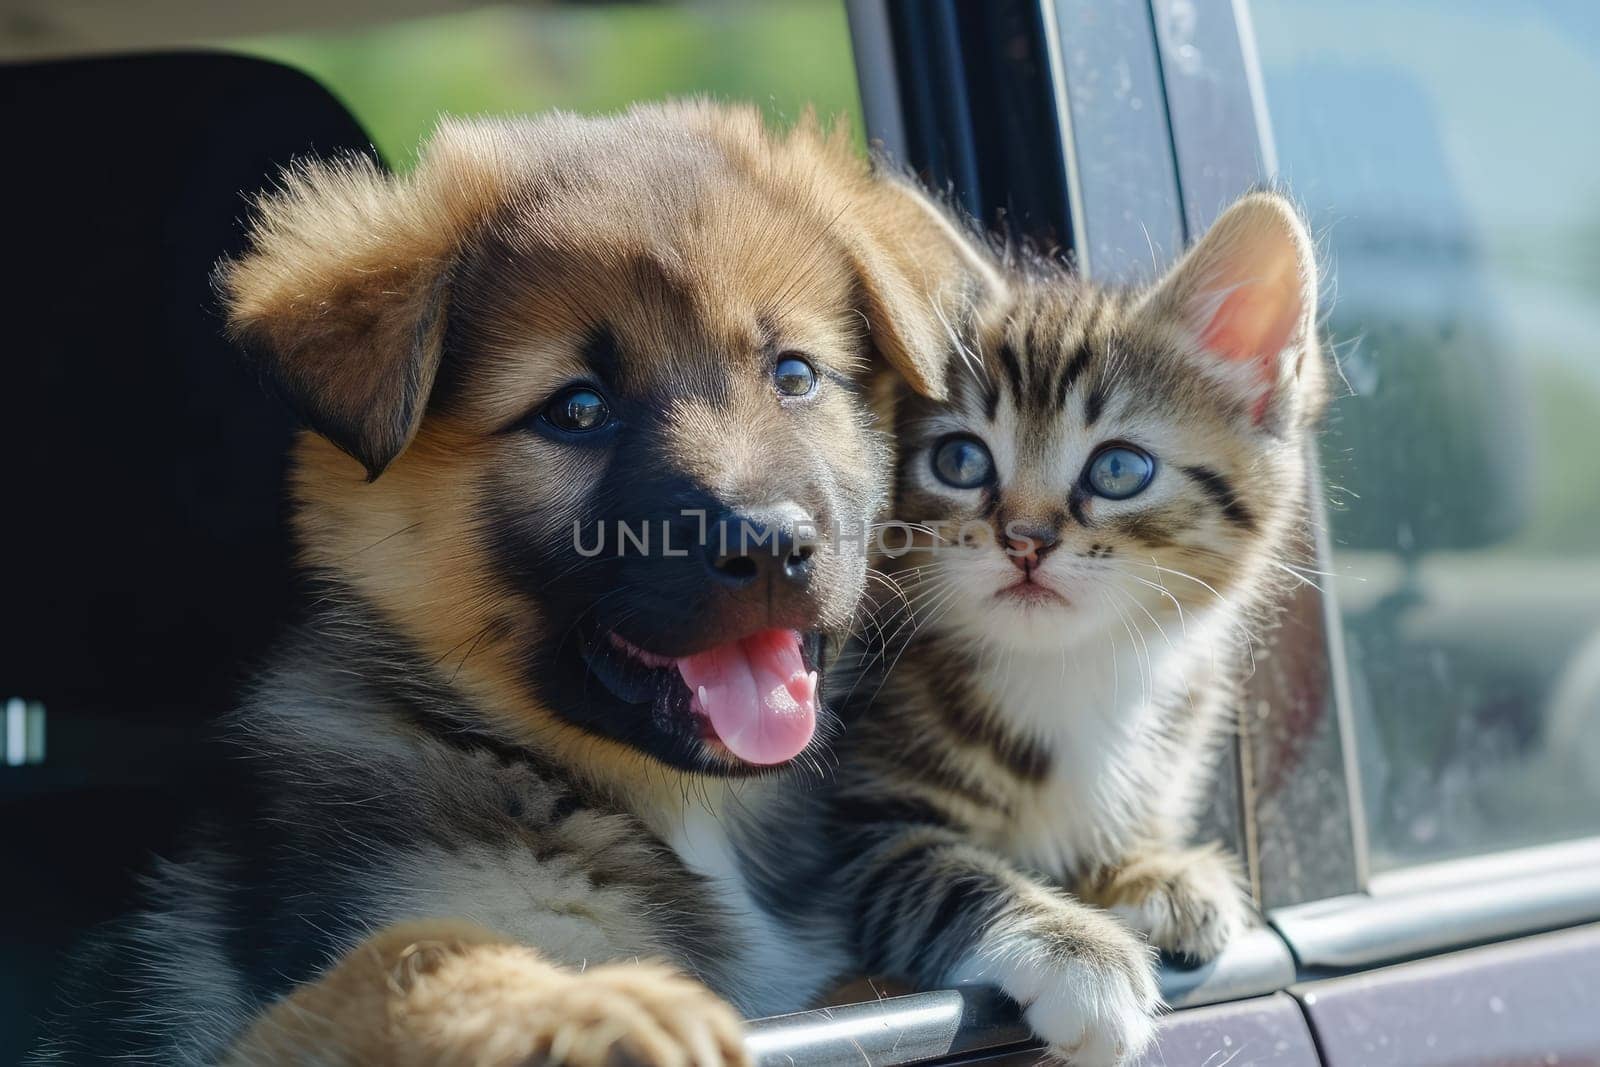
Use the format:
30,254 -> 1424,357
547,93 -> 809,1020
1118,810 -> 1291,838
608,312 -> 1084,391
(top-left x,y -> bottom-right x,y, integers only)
769,191 -> 1329,1066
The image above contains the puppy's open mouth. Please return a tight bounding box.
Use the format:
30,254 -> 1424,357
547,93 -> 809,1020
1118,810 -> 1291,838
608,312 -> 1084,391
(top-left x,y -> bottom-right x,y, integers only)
579,626 -> 820,766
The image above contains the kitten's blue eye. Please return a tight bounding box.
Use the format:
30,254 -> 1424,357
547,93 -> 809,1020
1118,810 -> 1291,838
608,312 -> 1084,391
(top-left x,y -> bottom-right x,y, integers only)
932,435 -> 994,489
1085,444 -> 1156,500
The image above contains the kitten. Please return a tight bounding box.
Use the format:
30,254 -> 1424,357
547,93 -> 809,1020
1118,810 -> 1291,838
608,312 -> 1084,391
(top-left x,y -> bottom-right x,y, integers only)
755,190 -> 1327,1066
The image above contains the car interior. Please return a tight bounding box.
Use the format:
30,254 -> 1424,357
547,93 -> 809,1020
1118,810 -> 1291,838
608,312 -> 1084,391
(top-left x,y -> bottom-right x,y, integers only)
2,52 -> 376,1057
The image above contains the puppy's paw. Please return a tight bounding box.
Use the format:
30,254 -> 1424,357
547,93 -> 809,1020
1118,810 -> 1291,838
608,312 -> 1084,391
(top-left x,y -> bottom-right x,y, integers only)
509,961 -> 749,1067
228,919 -> 747,1067
1092,846 -> 1251,964
953,915 -> 1159,1067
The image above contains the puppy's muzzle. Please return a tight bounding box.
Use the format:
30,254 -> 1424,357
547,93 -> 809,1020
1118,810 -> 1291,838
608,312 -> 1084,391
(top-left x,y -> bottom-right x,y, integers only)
704,502 -> 817,593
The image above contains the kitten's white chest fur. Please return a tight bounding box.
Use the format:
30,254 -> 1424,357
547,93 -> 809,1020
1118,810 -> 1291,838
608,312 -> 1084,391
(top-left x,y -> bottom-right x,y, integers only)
973,624 -> 1216,879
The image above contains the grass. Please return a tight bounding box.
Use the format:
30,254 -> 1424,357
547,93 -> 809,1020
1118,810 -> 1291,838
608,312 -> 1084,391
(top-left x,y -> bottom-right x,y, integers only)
231,1 -> 864,168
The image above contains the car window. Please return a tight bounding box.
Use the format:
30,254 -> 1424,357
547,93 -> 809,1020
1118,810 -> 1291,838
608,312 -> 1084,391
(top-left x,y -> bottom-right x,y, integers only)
1250,0 -> 1600,870
229,0 -> 862,165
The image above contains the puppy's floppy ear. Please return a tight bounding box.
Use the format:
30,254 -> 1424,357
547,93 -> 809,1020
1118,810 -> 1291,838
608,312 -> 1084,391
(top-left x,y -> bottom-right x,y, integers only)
842,174 -> 1008,401
218,124 -> 513,480
1140,190 -> 1323,430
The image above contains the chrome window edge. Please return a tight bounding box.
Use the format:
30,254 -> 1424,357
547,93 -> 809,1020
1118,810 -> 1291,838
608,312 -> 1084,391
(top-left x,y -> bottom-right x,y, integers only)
1306,445 -> 1373,892
747,986 -> 1030,1067
1159,924 -> 1298,1009
1038,0 -> 1185,284
844,0 -> 909,163
1035,0 -> 1087,275
1270,836 -> 1600,970
745,927 -> 1298,1067
1150,0 -> 1368,910
1228,0 -> 1279,175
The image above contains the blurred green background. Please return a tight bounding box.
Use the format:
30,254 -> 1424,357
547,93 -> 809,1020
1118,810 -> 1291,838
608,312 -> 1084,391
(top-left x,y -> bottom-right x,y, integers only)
231,1 -> 863,167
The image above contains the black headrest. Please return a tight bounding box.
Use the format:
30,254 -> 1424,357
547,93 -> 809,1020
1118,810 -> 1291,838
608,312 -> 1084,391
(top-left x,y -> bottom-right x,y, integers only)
0,54 -> 373,1061
0,53 -> 374,775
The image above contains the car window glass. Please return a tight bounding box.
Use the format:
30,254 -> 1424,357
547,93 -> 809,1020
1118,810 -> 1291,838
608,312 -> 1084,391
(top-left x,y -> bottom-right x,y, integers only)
1251,0 -> 1600,869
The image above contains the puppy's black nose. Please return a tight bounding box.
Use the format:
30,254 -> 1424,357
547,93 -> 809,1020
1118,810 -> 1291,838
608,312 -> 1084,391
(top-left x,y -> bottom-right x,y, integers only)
706,503 -> 816,588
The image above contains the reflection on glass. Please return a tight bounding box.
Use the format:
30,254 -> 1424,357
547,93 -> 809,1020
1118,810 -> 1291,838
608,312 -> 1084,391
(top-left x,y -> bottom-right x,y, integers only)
1252,0 -> 1600,869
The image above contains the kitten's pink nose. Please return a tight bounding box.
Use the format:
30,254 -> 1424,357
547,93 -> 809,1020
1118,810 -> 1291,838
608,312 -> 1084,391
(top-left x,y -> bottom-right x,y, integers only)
1005,525 -> 1058,570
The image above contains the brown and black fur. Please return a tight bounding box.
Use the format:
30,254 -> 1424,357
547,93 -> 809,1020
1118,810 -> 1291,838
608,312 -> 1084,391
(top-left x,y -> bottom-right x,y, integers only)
31,102 -> 986,1065
750,191 -> 1329,1067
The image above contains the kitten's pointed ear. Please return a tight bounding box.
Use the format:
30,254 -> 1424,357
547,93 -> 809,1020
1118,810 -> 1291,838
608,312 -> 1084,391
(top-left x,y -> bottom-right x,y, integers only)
218,122 -> 513,480
1143,191 -> 1322,428
843,174 -> 1009,401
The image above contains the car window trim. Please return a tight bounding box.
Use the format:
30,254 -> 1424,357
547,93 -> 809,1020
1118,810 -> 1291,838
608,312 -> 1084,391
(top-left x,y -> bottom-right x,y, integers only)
747,835 -> 1600,1062
748,838 -> 1600,1064
1272,835 -> 1600,970
747,926 -> 1297,1067
844,0 -> 909,164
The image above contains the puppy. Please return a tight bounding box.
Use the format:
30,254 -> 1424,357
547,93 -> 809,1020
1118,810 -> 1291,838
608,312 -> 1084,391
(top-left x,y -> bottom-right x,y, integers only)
32,102 -> 983,1065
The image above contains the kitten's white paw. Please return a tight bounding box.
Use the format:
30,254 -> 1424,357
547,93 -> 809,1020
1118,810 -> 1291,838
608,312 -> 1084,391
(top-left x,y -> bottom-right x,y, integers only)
1022,957 -> 1159,1066
953,926 -> 1159,1067
1104,847 -> 1250,963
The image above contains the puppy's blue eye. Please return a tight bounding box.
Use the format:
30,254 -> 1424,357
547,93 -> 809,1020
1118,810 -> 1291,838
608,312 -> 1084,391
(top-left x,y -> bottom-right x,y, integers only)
1086,444 -> 1156,500
932,435 -> 994,489
773,354 -> 817,397
544,386 -> 610,433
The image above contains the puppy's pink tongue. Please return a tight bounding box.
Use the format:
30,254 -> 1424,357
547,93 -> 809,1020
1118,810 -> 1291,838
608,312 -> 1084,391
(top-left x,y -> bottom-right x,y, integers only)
676,629 -> 817,765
